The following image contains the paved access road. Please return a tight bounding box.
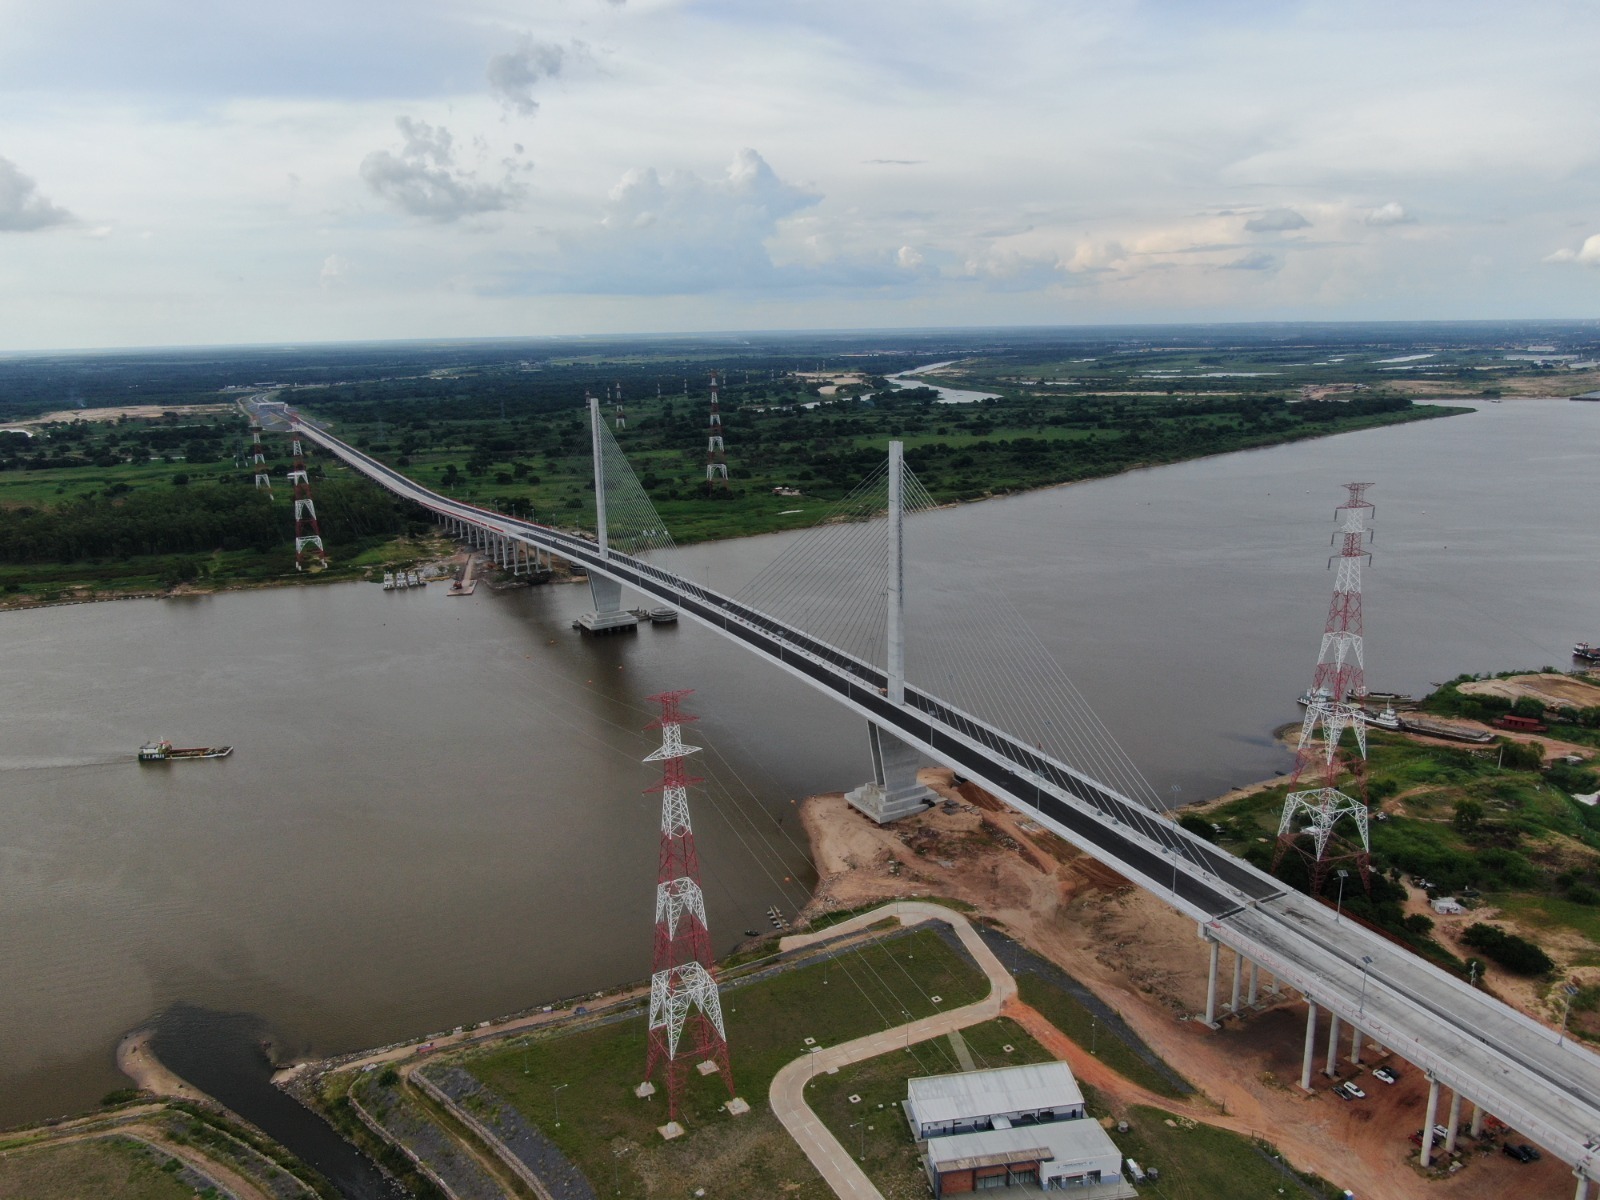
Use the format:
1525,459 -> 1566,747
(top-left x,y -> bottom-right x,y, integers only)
768,901 -> 1017,1200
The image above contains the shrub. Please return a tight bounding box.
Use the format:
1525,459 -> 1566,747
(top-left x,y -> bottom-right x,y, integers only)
1177,814 -> 1217,842
1461,922 -> 1554,975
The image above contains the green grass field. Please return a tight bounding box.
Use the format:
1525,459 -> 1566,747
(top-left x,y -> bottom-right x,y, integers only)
1114,1105 -> 1341,1200
1016,973 -> 1190,1099
804,1016 -> 1054,1199
0,1136 -> 207,1200
459,927 -> 988,1198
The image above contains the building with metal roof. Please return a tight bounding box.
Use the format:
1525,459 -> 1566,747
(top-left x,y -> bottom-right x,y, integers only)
923,1119 -> 1132,1197
906,1061 -> 1085,1140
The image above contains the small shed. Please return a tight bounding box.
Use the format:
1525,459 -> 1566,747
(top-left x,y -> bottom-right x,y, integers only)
907,1062 -> 1085,1141
1432,897 -> 1466,915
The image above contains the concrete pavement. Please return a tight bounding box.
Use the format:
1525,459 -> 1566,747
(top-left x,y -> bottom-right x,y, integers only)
768,901 -> 1018,1200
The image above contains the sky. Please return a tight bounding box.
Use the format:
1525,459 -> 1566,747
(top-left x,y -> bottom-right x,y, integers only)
1,0 -> 1598,351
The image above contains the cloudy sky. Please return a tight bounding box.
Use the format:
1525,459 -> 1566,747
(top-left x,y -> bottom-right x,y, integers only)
2,0 -> 1597,351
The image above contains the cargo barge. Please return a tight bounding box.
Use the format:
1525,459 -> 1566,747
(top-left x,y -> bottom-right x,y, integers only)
138,740 -> 233,762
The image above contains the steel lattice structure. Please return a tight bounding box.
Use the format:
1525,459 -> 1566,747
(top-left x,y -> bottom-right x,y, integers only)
251,423 -> 271,491
705,371 -> 728,485
1274,483 -> 1375,892
287,432 -> 326,570
613,382 -> 626,430
642,689 -> 732,1119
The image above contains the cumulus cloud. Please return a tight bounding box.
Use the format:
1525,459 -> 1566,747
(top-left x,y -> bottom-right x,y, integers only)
1544,234 -> 1600,266
896,245 -> 923,269
0,156 -> 73,232
1364,201 -> 1413,226
360,117 -> 520,222
319,254 -> 349,288
486,38 -> 565,116
1244,208 -> 1310,233
523,148 -> 821,292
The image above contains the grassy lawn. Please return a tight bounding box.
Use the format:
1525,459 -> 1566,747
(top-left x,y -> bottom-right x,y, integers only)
1016,974 -> 1190,1099
804,1016 -> 1054,1199
1114,1105 -> 1341,1200
462,927 -> 989,1198
0,1136 -> 205,1200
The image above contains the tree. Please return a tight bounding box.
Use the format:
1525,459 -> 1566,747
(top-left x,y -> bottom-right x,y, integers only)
1453,799 -> 1485,833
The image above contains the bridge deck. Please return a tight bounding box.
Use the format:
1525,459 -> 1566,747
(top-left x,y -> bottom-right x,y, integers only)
292,413 -> 1600,1177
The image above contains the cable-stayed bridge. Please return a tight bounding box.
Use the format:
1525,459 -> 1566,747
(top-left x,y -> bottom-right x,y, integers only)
285,399 -> 1600,1194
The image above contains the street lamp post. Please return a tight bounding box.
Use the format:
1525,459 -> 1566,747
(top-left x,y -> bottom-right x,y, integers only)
1358,955 -> 1374,1016
1335,869 -> 1349,923
552,1082 -> 569,1127
851,1119 -> 866,1160
1561,984 -> 1580,1046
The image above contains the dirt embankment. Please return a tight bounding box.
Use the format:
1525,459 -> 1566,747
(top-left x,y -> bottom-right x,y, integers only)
798,771 -> 1576,1200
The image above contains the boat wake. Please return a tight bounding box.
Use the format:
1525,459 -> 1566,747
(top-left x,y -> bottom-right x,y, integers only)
0,754 -> 128,772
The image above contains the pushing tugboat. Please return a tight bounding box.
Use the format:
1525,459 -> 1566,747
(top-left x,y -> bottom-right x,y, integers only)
138,739 -> 233,762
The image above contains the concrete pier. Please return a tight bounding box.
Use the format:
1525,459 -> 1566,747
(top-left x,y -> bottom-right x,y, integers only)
1301,1001 -> 1318,1091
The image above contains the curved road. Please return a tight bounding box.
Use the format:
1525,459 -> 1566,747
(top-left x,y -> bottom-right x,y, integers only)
768,902 -> 1016,1200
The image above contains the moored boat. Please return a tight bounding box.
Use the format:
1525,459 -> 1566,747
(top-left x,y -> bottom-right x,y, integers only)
1575,641 -> 1600,663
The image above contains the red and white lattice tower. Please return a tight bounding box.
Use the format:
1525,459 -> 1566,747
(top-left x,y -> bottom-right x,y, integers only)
287,432 -> 327,570
250,423 -> 271,491
614,382 -> 626,430
642,689 -> 732,1121
1273,483 -> 1375,893
704,371 -> 728,486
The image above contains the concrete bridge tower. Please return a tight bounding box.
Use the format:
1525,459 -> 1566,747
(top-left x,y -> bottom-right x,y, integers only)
846,439 -> 936,823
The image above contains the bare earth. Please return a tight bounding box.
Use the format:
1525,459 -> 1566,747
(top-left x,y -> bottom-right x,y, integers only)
1458,673 -> 1600,712
9,403 -> 235,427
800,771 -> 1577,1200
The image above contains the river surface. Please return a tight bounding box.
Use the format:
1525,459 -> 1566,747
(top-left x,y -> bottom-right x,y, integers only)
1,398 -> 1596,1129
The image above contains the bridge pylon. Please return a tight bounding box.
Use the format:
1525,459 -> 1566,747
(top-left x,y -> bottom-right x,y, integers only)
847,440 -> 935,823
577,392 -> 638,634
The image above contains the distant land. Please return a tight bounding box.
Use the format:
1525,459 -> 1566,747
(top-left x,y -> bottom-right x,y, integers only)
0,320 -> 1595,604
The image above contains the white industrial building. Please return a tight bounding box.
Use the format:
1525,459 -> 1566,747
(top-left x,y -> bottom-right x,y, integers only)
923,1119 -> 1130,1196
907,1062 -> 1133,1196
907,1062 -> 1086,1140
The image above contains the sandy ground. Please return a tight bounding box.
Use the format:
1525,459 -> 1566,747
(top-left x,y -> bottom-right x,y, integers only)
115,1028 -> 213,1104
1459,674 -> 1600,712
799,771 -> 1578,1200
9,402 -> 235,427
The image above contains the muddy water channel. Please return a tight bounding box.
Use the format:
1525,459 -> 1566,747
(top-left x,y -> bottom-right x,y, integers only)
1,398 -> 1596,1128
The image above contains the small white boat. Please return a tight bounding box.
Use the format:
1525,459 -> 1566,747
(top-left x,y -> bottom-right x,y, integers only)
382,571 -> 396,590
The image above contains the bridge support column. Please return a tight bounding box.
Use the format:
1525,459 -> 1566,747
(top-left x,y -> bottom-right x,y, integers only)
1324,1012 -> 1341,1077
578,574 -> 638,634
846,724 -> 934,823
1300,1002 -> 1317,1091
1200,937 -> 1219,1026
1349,1021 -> 1362,1065
1444,1090 -> 1462,1155
1247,961 -> 1259,1007
1229,951 -> 1243,1015
1469,1104 -> 1485,1139
1576,1171 -> 1590,1200
1420,1076 -> 1440,1166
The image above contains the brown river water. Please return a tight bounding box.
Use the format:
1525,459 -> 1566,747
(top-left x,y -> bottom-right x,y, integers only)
0,398 -> 1596,1128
